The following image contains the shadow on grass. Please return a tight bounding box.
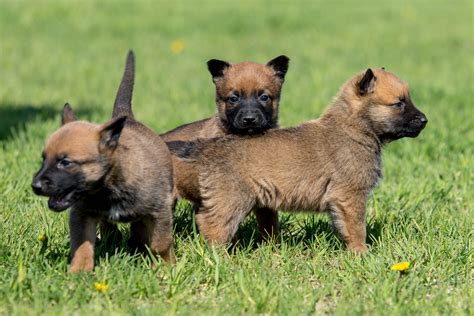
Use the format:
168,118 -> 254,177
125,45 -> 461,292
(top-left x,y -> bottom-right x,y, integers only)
92,202 -> 196,262
89,206 -> 386,262
366,219 -> 384,247
0,103 -> 104,141
172,207 -> 386,252
171,204 -> 382,251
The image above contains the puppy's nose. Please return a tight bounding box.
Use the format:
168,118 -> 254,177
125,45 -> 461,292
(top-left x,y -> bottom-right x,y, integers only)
31,179 -> 43,192
242,116 -> 257,124
419,115 -> 428,127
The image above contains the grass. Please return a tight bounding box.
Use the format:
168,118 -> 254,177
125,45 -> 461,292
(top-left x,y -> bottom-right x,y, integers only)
0,0 -> 472,315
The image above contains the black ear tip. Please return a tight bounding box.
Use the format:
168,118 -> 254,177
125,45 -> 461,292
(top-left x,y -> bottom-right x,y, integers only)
207,59 -> 230,78
207,59 -> 228,68
63,103 -> 74,114
206,59 -> 216,67
61,102 -> 76,125
277,55 -> 290,62
361,68 -> 375,81
268,55 -> 290,66
267,55 -> 290,79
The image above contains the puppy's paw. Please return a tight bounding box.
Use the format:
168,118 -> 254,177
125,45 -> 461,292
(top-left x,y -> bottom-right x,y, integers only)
160,247 -> 176,265
69,256 -> 94,273
347,243 -> 369,254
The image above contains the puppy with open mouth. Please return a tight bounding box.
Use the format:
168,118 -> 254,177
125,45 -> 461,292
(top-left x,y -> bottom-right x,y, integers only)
31,51 -> 175,272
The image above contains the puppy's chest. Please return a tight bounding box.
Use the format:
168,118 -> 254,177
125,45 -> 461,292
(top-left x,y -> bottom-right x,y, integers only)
105,204 -> 141,223
342,148 -> 382,189
81,190 -> 143,223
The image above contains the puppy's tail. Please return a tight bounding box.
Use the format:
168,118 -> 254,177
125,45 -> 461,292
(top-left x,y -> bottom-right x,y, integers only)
166,141 -> 200,161
112,50 -> 135,119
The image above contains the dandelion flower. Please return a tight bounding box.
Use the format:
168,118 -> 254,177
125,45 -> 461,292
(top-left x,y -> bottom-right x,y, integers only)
94,282 -> 109,293
38,234 -> 47,242
170,39 -> 185,54
390,261 -> 410,272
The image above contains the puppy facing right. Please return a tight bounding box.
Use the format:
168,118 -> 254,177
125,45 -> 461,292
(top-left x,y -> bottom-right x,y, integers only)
170,68 -> 428,252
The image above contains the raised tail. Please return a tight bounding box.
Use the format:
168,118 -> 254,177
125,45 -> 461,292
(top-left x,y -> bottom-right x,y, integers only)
112,50 -> 135,119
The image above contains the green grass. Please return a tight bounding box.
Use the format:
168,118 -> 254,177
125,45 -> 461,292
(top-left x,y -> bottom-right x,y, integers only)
0,0 -> 472,315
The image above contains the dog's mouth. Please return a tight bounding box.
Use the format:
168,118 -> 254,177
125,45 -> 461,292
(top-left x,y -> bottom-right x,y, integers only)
403,124 -> 426,138
404,129 -> 423,137
231,120 -> 270,135
48,190 -> 75,212
380,126 -> 425,142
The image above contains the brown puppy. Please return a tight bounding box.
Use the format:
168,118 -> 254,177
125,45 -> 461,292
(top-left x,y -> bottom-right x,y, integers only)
31,51 -> 175,272
170,68 -> 428,253
162,56 -> 289,238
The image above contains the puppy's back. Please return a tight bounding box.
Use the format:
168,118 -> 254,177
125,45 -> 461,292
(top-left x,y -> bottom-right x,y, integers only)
117,120 -> 174,199
188,119 -> 378,211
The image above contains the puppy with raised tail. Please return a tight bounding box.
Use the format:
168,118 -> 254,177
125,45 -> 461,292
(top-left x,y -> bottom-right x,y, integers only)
170,68 -> 427,253
31,51 -> 175,272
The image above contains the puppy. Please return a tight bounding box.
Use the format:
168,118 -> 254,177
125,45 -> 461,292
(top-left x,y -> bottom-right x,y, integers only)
162,56 -> 289,238
171,68 -> 428,252
31,51 -> 175,272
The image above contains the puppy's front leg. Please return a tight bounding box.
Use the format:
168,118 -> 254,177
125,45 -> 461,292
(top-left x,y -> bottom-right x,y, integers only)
148,212 -> 175,264
69,208 -> 98,273
129,213 -> 175,264
330,197 -> 368,254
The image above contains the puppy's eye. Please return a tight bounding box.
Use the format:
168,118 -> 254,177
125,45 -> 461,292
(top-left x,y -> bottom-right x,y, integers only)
259,94 -> 270,102
229,95 -> 240,104
392,101 -> 404,109
57,159 -> 73,169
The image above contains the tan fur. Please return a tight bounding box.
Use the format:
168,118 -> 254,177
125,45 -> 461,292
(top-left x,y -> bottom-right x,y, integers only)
32,52 -> 175,272
41,117 -> 175,272
214,62 -> 282,128
182,68 -> 427,252
162,58 -> 288,239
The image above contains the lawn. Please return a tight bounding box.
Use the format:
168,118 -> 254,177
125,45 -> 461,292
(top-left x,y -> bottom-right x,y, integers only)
0,0 -> 472,315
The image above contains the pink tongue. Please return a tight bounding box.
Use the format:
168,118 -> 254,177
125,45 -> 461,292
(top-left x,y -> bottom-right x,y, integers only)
48,196 -> 64,209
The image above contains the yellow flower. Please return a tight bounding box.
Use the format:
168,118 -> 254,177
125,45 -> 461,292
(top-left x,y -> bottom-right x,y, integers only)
94,282 -> 109,293
38,234 -> 47,242
170,39 -> 185,54
390,261 -> 410,272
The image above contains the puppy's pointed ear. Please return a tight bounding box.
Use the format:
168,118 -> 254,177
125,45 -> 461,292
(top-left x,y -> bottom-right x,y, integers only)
207,59 -> 230,82
99,116 -> 127,153
358,69 -> 376,95
61,103 -> 77,125
267,55 -> 290,81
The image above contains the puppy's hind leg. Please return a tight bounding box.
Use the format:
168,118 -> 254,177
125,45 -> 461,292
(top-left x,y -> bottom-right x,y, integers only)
69,208 -> 98,273
129,211 -> 175,264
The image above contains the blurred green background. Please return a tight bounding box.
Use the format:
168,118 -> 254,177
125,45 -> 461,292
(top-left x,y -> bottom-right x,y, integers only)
0,1 -> 472,315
